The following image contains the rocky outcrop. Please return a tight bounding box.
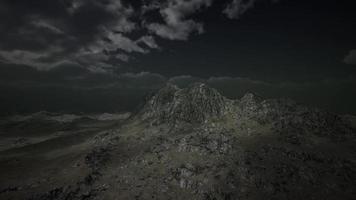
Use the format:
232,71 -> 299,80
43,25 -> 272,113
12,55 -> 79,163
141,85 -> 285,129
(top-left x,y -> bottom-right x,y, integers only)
139,83 -> 233,124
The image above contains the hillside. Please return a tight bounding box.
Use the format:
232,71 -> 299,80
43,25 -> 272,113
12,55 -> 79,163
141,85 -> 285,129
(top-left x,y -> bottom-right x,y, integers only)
0,83 -> 355,200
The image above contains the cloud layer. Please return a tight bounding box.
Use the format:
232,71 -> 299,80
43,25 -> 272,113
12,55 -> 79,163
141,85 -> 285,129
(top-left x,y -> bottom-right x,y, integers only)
0,0 -> 282,72
223,0 -> 280,19
146,0 -> 212,40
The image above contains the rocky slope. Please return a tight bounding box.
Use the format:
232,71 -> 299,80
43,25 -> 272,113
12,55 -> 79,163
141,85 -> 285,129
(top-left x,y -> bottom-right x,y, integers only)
0,83 -> 355,200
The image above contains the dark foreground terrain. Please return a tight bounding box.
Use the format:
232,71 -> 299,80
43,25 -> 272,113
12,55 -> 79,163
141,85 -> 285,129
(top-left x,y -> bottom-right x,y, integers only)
0,83 -> 355,200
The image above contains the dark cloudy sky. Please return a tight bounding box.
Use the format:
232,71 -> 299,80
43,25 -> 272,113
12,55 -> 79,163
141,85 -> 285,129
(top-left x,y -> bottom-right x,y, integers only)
0,0 -> 355,115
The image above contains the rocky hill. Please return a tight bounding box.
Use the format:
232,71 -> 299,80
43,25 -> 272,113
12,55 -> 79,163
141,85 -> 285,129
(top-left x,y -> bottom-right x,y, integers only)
138,83 -> 234,124
0,83 -> 355,200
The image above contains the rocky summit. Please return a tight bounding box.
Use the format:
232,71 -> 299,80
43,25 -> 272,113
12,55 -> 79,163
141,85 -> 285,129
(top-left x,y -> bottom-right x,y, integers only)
138,83 -> 233,124
0,83 -> 355,200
